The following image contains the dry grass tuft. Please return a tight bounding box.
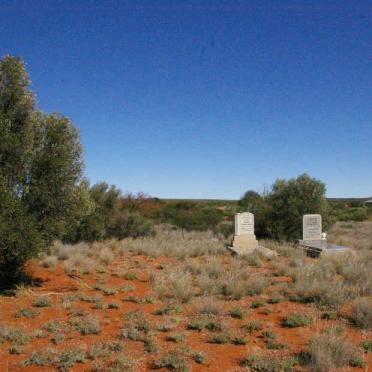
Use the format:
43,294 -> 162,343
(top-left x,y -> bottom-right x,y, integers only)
350,297 -> 372,330
308,332 -> 360,371
328,221 -> 372,250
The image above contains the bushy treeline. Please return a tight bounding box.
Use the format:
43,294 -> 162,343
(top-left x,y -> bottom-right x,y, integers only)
63,183 -> 155,243
160,201 -> 225,233
239,174 -> 332,241
328,199 -> 369,222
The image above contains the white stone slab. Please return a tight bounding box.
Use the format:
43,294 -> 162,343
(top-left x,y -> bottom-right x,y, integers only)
235,212 -> 254,236
303,214 -> 322,241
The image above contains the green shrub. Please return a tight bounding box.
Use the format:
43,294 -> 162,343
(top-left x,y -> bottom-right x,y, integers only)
321,311 -> 338,320
69,315 -> 100,335
166,333 -> 184,343
153,304 -> 182,316
9,345 -> 21,354
144,336 -> 159,353
262,329 -> 276,340
266,341 -> 288,350
229,307 -> 246,319
232,336 -> 247,345
267,297 -> 283,304
125,272 -> 138,280
187,321 -> 205,331
243,320 -> 262,333
153,348 -> 191,371
204,321 -> 226,332
309,332 -> 360,371
0,56 -> 87,282
192,351 -> 206,364
57,348 -> 86,371
208,333 -> 230,344
33,296 -> 51,308
251,300 -> 265,308
108,302 -> 120,309
240,174 -> 331,241
15,307 -> 36,318
282,313 -> 313,327
349,355 -> 366,367
51,333 -> 65,345
240,353 -> 298,371
360,340 -> 372,352
350,297 -> 372,329
22,349 -> 58,367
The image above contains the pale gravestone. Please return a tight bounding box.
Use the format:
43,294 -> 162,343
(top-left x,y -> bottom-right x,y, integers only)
230,212 -> 259,255
300,214 -> 327,252
303,214 -> 322,241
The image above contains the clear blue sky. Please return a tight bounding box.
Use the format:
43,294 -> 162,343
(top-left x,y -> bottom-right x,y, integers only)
1,1 -> 371,199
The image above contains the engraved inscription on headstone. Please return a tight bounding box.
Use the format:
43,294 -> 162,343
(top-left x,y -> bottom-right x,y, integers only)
303,214 -> 322,241
235,212 -> 254,235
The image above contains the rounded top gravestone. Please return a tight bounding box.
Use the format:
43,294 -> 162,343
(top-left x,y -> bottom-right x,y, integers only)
234,212 -> 254,236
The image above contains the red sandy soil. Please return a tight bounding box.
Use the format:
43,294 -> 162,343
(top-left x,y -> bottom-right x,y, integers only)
0,252 -> 371,371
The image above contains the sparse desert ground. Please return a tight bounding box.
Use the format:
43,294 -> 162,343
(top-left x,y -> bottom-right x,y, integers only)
0,223 -> 371,371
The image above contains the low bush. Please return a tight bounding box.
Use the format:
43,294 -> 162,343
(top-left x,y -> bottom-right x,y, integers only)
360,340 -> 372,352
208,333 -> 230,344
204,321 -> 227,332
22,348 -> 58,367
43,320 -> 63,333
231,336 -> 247,345
193,296 -> 223,316
187,321 -> 205,331
166,333 -> 184,343
350,297 -> 372,329
243,320 -> 262,333
251,300 -> 265,308
229,307 -> 246,319
282,313 -> 313,327
262,329 -> 276,340
308,332 -> 360,371
15,307 -> 36,318
0,325 -> 30,345
144,336 -> 159,353
69,315 -> 101,335
153,348 -> 191,371
56,348 -> 86,371
266,341 -> 288,349
192,351 -> 206,364
240,352 -> 298,371
9,345 -> 21,354
51,332 -> 65,345
33,296 -> 51,308
153,304 -> 182,316
89,341 -> 123,359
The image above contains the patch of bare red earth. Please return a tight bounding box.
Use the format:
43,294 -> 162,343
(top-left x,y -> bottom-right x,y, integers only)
0,254 -> 370,371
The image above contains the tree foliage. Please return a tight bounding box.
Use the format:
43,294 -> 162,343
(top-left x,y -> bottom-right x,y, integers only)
239,174 -> 331,241
65,182 -> 155,242
161,201 -> 224,233
0,55 -> 86,279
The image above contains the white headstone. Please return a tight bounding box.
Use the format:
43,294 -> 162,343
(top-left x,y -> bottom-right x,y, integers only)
303,214 -> 322,241
235,212 -> 254,236
231,212 -> 258,254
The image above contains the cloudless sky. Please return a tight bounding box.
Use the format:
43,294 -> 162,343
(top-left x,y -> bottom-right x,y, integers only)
1,0 -> 371,199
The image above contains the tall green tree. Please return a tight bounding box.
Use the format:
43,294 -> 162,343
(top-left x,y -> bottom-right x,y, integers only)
0,55 -> 86,280
267,173 -> 331,240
